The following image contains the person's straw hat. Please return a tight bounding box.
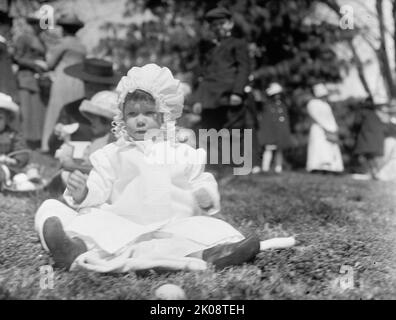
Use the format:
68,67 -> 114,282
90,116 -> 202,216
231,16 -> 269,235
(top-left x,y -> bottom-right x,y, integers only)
313,83 -> 329,98
266,83 -> 283,96
64,58 -> 121,85
0,93 -> 19,114
79,90 -> 118,120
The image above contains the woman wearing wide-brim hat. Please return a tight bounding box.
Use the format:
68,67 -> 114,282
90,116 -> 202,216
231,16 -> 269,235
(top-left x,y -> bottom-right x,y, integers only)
46,58 -> 121,155
14,10 -> 47,148
41,13 -> 87,152
63,58 -> 122,85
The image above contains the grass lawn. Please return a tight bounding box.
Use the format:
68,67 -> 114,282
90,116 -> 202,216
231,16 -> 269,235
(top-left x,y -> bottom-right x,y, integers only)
1,170 -> 396,299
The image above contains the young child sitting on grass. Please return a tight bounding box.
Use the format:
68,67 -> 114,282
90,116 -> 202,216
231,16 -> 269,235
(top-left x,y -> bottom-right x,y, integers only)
0,93 -> 29,187
34,64 -> 260,272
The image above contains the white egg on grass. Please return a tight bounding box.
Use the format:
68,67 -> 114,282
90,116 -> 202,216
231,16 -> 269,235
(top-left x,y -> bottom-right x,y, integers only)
155,284 -> 187,300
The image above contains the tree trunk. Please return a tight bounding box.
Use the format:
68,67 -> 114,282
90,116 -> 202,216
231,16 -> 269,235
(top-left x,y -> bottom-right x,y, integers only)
393,0 -> 396,77
376,0 -> 395,98
347,40 -> 373,100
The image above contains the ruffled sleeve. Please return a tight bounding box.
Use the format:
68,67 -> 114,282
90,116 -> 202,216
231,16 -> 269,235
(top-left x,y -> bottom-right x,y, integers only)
63,146 -> 117,209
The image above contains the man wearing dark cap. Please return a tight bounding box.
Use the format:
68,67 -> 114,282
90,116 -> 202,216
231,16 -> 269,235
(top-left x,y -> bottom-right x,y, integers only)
47,58 -> 121,155
192,7 -> 250,174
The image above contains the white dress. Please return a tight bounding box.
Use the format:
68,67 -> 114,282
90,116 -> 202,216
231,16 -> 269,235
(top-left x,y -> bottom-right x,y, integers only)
376,136 -> 396,181
35,137 -> 244,272
306,99 -> 344,172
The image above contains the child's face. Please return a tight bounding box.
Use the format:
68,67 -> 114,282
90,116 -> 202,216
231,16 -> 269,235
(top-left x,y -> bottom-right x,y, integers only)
209,18 -> 234,39
0,109 -> 8,132
86,114 -> 111,138
123,98 -> 161,141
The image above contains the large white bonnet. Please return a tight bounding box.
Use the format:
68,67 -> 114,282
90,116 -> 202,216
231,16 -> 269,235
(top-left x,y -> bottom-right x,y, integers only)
116,64 -> 184,124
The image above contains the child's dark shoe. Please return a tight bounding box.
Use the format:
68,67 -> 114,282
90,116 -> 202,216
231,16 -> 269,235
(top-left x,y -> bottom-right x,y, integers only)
43,216 -> 87,270
202,235 -> 260,270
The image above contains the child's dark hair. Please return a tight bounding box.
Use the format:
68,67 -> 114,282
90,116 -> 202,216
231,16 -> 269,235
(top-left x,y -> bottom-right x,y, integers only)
0,108 -> 16,131
123,89 -> 156,110
0,108 -> 14,120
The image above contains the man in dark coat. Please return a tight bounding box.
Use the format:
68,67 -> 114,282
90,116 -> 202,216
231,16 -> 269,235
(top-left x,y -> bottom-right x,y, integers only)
192,7 -> 250,174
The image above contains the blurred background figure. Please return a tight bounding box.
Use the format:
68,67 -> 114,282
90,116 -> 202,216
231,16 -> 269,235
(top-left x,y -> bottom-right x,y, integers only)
306,84 -> 344,174
257,82 -> 292,173
13,12 -> 47,149
353,97 -> 386,179
0,92 -> 29,188
0,12 -> 19,105
191,7 -> 250,176
55,90 -> 118,185
375,101 -> 396,180
41,12 -> 86,152
47,58 -> 121,155
354,98 -> 396,180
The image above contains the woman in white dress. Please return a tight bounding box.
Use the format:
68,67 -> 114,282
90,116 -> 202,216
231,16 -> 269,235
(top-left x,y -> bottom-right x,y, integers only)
34,64 -> 260,273
306,84 -> 344,173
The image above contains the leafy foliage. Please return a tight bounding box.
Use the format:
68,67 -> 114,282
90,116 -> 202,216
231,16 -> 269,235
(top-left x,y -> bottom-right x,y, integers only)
95,0 -> 361,167
98,0 -> 347,86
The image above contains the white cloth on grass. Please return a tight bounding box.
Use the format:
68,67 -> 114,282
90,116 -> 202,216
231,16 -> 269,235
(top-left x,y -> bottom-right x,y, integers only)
306,99 -> 344,172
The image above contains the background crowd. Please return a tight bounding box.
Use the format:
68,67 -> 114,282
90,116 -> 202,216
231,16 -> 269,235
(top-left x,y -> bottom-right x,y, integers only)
1,0 -> 396,192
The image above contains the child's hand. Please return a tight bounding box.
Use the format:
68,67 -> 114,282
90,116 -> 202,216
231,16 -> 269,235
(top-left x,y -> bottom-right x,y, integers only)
176,128 -> 196,148
193,188 -> 214,210
67,170 -> 88,204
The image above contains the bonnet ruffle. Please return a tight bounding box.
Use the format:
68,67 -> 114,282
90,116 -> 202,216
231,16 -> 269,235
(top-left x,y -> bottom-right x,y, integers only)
116,64 -> 184,126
